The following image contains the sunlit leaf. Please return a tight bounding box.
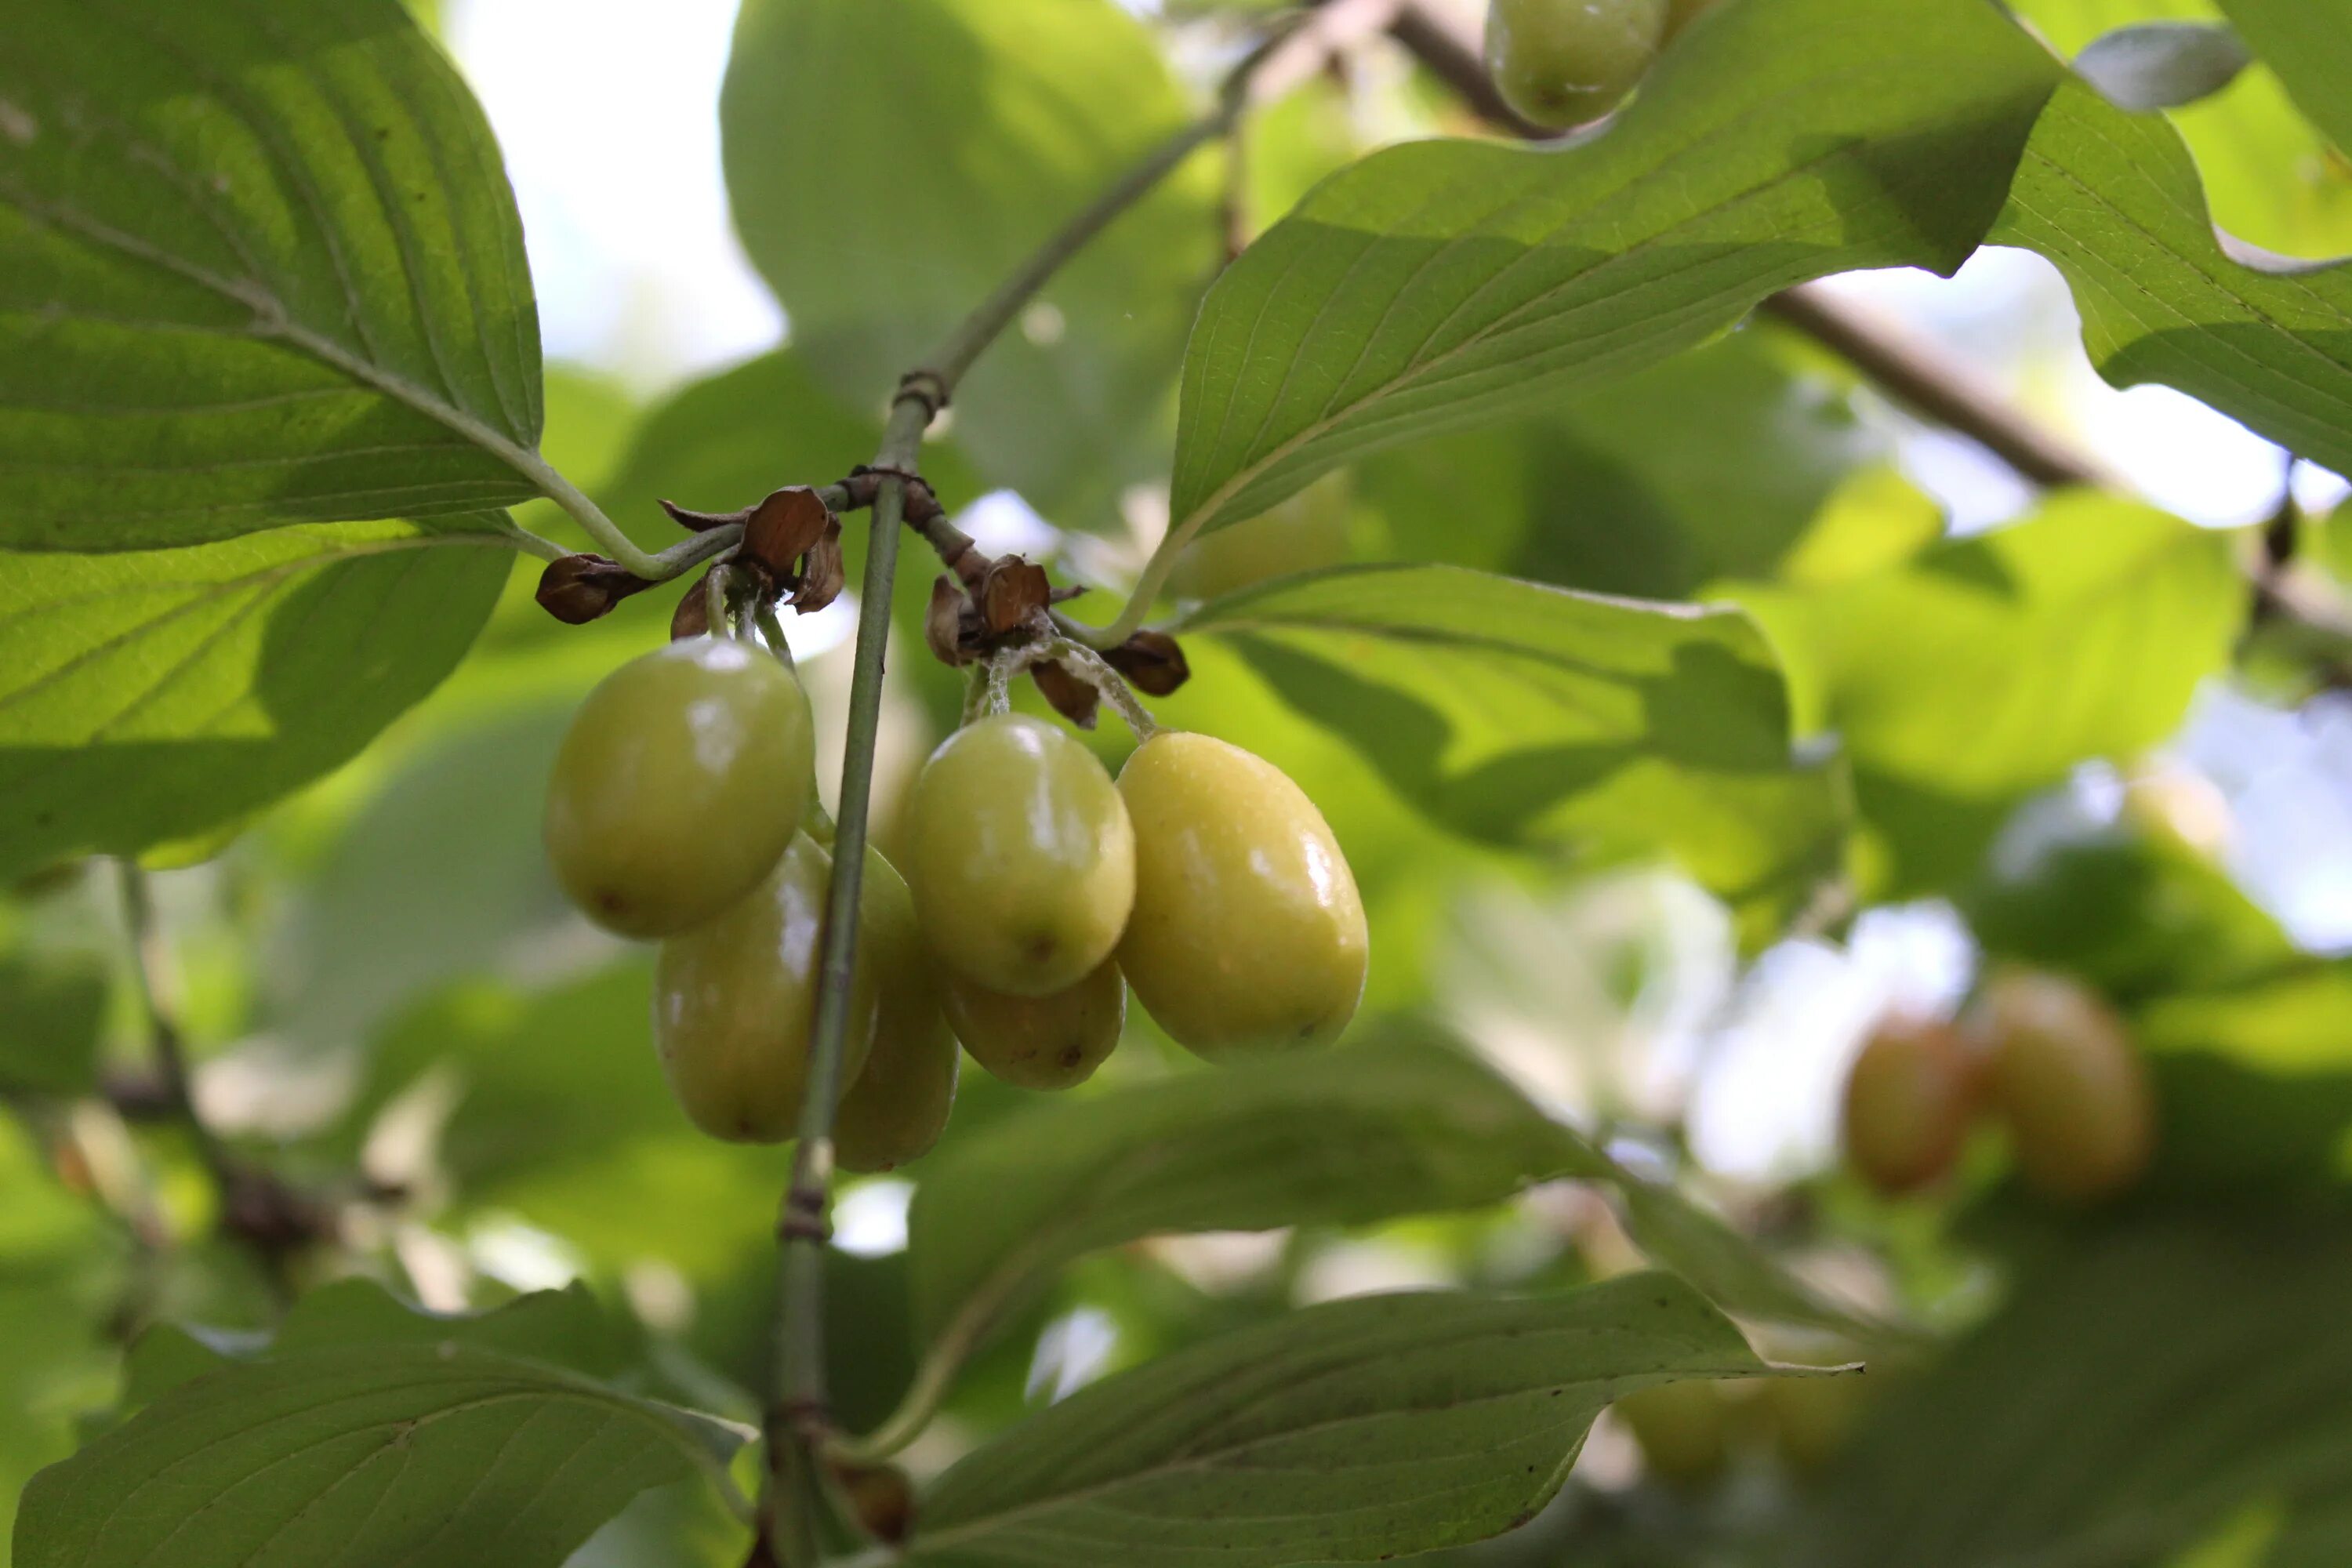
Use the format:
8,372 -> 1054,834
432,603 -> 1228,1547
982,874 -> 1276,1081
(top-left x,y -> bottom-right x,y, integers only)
1161,0 -> 2057,550
0,0 -> 546,550
0,517 -> 510,877
2216,0 -> 2352,154
1994,81 -> 2352,475
1185,564 -> 1849,946
1726,494 -> 2246,895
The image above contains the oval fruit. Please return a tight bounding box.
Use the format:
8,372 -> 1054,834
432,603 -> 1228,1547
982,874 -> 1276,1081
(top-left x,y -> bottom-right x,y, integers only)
652,833 -> 879,1143
1116,732 -> 1367,1059
1164,471 -> 1353,602
1483,0 -> 1670,129
1840,1018 -> 1981,1196
901,713 -> 1134,997
545,637 -> 813,938
1980,971 -> 2156,1203
833,851 -> 959,1172
1615,1381 -> 1733,1490
943,959 -> 1125,1090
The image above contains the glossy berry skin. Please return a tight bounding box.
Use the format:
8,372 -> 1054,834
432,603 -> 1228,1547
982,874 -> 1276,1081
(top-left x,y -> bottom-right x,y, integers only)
901,714 -> 1135,998
1484,0 -> 1670,129
1841,1018 -> 1981,1196
833,851 -> 959,1173
545,637 -> 813,938
1615,1381 -> 1732,1490
943,959 -> 1125,1091
1165,472 -> 1353,603
1116,732 -> 1367,1060
652,833 -> 877,1144
1981,971 -> 2156,1204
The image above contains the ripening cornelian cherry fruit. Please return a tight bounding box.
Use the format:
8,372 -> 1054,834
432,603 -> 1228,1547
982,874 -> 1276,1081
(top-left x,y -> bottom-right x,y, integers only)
901,713 -> 1135,998
1484,0 -> 1670,129
545,637 -> 813,938
943,958 -> 1126,1091
833,851 -> 960,1173
1978,971 -> 2156,1204
1840,1018 -> 1982,1196
1116,732 -> 1367,1060
652,833 -> 879,1144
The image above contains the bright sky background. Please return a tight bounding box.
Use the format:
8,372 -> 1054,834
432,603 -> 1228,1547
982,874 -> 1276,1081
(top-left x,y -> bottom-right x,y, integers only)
443,0 -> 2352,1185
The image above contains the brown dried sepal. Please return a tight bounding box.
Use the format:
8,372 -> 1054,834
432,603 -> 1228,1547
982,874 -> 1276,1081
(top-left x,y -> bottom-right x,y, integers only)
831,1461 -> 915,1546
979,556 -> 1052,636
536,553 -> 654,625
1104,629 -> 1190,695
926,574 -> 977,667
742,486 -> 835,582
1032,661 -> 1101,730
790,526 -> 847,613
670,569 -> 714,641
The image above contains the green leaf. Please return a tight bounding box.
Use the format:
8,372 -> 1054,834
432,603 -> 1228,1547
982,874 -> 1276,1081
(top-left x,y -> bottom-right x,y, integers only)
1725,494 -> 2246,895
1354,330 -> 1896,600
0,0 -> 548,550
1809,1214 -> 2352,1567
2216,0 -> 2352,153
14,1342 -> 744,1568
909,1275 -> 1799,1567
0,956 -> 108,1096
1184,564 -> 1849,947
720,0 -> 1215,526
122,1277 -> 641,1410
2075,21 -> 2253,110
1613,1175 -> 1900,1343
1160,0 -> 2058,550
348,964 -> 794,1283
1992,80 -> 2352,477
0,517 -> 510,877
908,1030 -> 1604,1349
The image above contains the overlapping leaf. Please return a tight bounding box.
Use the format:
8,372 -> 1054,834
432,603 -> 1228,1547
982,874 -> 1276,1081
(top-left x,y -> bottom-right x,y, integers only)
1994,81 -> 2352,474
0,517 -> 511,876
0,0 -> 546,550
1160,0 -> 2060,551
909,1276 -> 1804,1567
1725,494 -> 2246,895
2216,0 -> 2352,153
1185,564 -> 1848,946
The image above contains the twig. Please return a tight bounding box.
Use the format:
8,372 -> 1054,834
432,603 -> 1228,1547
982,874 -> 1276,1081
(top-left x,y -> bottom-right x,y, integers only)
756,18 -> 1426,1555
1759,290 -> 2118,491
114,861 -> 307,1306
1381,0 -> 2118,493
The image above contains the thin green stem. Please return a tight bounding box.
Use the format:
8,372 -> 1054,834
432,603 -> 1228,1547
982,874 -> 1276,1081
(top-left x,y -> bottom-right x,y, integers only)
915,113 -> 1235,395
765,395 -> 927,1556
754,20 -> 1386,1538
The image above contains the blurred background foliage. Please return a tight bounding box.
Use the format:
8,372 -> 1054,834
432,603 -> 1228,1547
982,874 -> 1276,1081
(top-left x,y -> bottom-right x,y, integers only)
9,0 -> 2352,1564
